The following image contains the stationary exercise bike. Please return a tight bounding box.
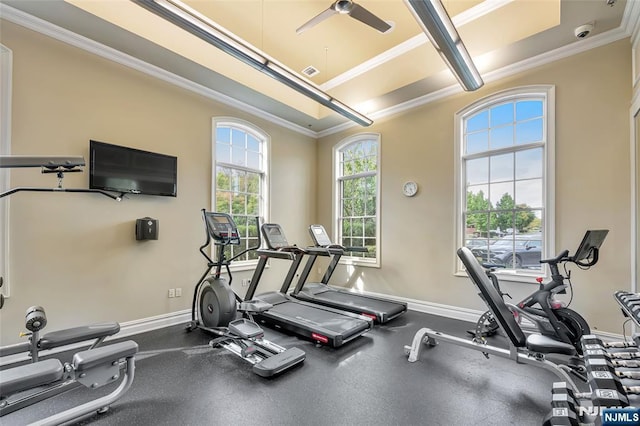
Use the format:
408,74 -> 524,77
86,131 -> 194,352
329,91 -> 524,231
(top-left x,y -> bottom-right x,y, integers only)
186,210 -> 305,377
469,230 -> 608,354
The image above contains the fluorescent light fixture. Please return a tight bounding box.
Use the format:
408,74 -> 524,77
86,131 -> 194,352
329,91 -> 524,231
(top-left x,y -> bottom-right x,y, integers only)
404,0 -> 484,91
133,0 -> 373,126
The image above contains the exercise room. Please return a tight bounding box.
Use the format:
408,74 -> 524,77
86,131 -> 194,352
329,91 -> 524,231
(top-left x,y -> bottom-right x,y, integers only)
0,0 -> 639,425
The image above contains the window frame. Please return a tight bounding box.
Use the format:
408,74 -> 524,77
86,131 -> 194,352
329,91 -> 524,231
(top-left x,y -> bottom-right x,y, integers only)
454,85 -> 555,282
1,45 -> 12,299
212,117 -> 269,271
333,133 -> 381,268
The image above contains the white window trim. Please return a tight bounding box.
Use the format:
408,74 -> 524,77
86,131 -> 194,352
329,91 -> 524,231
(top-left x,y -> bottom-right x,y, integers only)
333,132 -> 381,268
454,85 -> 555,283
211,117 -> 270,272
1,45 -> 12,299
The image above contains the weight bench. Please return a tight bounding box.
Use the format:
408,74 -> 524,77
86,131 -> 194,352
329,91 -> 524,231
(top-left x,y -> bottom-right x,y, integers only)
404,247 -> 584,392
0,340 -> 138,424
0,319 -> 121,363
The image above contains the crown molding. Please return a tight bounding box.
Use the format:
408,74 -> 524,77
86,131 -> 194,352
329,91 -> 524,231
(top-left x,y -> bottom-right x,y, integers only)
0,4 -> 317,138
320,20 -> 631,137
622,0 -> 640,43
0,2 -> 634,139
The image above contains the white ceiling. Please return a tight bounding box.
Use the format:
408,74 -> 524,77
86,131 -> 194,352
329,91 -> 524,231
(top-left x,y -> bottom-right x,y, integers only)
0,0 -> 635,134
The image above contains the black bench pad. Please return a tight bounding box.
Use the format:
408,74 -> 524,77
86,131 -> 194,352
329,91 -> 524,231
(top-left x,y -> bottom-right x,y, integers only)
72,340 -> 138,372
39,322 -> 120,350
0,358 -> 64,397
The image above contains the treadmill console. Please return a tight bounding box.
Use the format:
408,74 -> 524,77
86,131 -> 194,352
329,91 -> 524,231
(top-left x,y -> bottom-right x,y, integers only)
309,224 -> 333,247
261,223 -> 290,249
204,212 -> 240,245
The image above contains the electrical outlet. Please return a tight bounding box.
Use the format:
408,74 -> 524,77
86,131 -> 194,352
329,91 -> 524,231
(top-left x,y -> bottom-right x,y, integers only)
175,287 -> 182,297
168,288 -> 175,298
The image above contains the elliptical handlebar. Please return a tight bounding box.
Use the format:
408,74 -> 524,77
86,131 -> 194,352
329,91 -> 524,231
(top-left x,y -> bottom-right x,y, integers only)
228,216 -> 262,263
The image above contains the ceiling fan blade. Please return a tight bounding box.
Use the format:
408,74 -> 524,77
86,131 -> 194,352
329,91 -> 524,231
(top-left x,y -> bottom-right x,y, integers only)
348,3 -> 391,33
296,7 -> 339,35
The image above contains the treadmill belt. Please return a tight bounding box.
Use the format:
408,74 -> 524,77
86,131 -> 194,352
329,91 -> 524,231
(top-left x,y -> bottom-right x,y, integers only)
269,301 -> 369,334
305,289 -> 406,317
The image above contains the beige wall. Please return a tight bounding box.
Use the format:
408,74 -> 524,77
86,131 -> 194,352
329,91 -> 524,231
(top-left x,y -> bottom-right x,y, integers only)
0,21 -> 316,345
317,39 -> 632,334
0,18 -> 634,344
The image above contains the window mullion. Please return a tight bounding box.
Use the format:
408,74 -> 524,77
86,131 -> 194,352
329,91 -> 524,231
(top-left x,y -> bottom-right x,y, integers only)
217,161 -> 262,175
338,171 -> 376,181
463,141 -> 544,161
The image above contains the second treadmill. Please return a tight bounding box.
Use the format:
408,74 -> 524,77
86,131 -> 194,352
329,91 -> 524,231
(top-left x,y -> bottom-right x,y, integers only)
290,224 -> 407,324
245,223 -> 373,348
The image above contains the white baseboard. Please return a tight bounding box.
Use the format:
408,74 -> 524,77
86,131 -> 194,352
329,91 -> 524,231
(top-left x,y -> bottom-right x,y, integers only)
355,287 -> 625,341
115,309 -> 191,340
407,298 -> 485,324
1,293 -> 626,366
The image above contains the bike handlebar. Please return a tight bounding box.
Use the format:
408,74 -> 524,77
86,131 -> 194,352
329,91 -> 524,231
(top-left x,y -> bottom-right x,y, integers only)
539,249 -> 570,265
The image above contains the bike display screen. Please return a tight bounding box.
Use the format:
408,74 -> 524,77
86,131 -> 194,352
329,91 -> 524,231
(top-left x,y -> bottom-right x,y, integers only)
573,230 -> 608,262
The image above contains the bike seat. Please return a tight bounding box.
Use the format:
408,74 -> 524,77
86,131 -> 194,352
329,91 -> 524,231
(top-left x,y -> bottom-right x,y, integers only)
526,334 -> 575,355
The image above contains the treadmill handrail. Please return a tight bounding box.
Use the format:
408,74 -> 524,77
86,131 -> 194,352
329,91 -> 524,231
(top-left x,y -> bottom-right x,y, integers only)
278,246 -> 308,255
315,243 -> 367,254
305,246 -> 331,256
343,246 -> 368,253
256,249 -> 296,261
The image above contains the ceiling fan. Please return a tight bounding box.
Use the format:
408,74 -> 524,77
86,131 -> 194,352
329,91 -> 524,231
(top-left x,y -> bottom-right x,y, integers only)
296,0 -> 392,35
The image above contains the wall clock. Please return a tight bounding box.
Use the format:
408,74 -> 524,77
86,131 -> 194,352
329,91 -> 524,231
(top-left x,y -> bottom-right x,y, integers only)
402,181 -> 418,197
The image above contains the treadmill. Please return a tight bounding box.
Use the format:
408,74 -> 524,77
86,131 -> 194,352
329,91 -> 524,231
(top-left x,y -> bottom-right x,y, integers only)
244,223 -> 373,347
290,224 -> 407,324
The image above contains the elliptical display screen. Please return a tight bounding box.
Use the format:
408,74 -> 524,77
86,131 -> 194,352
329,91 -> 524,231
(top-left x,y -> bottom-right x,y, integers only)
204,212 -> 240,245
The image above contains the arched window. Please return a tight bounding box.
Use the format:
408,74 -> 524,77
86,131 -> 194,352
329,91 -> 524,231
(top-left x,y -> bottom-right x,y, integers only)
212,118 -> 269,266
334,133 -> 381,267
455,86 -> 555,279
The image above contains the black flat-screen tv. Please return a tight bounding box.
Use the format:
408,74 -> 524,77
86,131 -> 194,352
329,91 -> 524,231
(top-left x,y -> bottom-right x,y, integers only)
89,140 -> 177,197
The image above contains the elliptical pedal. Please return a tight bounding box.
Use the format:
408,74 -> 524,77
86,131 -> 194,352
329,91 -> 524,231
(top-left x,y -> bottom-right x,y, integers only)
228,318 -> 264,339
252,347 -> 306,378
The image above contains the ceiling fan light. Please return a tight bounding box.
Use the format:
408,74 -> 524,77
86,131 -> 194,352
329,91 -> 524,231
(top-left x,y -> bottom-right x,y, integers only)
405,0 -> 484,91
134,0 -> 373,126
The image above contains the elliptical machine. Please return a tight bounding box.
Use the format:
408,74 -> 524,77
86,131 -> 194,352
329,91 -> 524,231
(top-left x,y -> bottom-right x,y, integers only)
186,210 -> 305,377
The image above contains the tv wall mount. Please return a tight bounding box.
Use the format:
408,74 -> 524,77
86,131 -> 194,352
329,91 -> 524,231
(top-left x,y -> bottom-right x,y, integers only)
0,155 -> 122,201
